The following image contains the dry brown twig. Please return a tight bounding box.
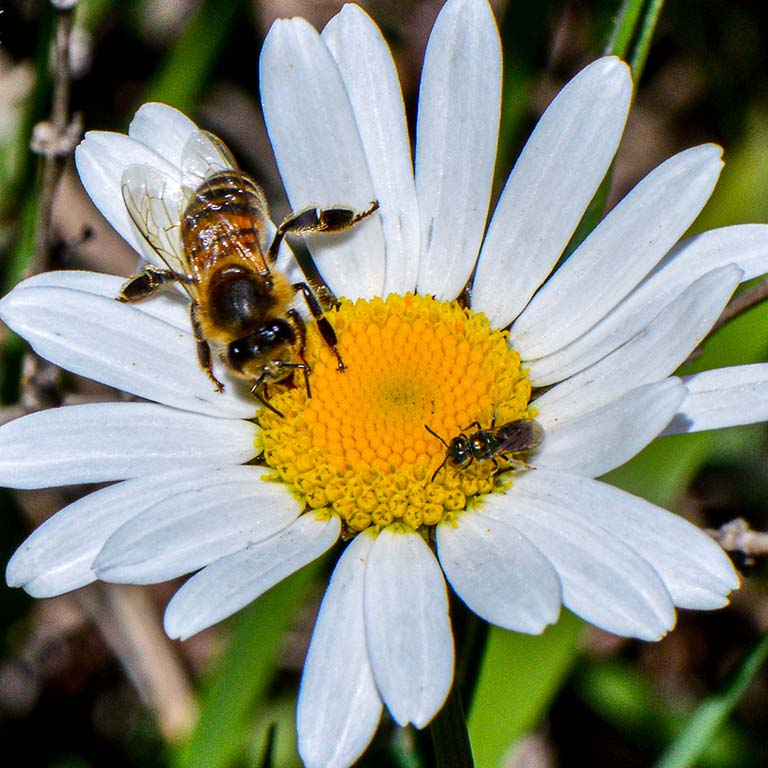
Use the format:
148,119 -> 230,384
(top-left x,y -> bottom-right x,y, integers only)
708,277 -> 768,338
685,275 -> 768,364
707,517 -> 768,570
30,0 -> 82,278
12,0 -> 199,742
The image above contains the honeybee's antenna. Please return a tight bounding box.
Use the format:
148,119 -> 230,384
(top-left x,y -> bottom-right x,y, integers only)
250,376 -> 284,418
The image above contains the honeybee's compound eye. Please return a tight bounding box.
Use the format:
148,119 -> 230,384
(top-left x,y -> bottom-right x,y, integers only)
228,320 -> 296,372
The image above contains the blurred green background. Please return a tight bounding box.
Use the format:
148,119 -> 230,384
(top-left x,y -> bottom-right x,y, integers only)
1,1 -> 767,766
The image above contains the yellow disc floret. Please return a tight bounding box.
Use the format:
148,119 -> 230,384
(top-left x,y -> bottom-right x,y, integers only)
258,294 -> 534,536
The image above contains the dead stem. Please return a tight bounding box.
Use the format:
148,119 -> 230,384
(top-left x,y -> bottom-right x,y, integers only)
686,277 -> 768,364
10,1 -> 199,743
30,0 -> 82,277
708,517 -> 768,570
710,278 -> 768,337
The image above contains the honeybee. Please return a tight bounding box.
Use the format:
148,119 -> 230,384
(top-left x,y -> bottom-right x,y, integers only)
425,417 -> 544,482
117,129 -> 378,406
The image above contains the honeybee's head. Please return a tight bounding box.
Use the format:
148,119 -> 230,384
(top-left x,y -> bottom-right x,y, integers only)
227,320 -> 296,382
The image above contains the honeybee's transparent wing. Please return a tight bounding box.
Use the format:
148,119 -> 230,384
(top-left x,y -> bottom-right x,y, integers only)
179,129 -> 276,277
180,130 -> 270,212
121,164 -> 197,300
181,130 -> 238,187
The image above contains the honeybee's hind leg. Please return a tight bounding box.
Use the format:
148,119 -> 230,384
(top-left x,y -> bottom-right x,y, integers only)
117,265 -> 179,302
265,201 -> 380,265
292,282 -> 345,372
189,303 -> 225,393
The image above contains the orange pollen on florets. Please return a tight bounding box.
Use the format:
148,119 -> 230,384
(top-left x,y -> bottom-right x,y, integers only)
258,293 -> 534,535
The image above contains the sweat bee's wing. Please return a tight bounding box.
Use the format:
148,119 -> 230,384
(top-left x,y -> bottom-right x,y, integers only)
121,163 -> 197,300
497,419 -> 545,454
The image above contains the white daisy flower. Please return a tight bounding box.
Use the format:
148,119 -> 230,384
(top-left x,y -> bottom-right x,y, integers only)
4,0 -> 768,766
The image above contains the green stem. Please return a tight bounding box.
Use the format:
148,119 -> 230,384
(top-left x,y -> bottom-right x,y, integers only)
426,596 -> 487,768
143,0 -> 249,112
455,607 -> 489,709
653,632 -> 768,768
604,0 -> 646,59
429,683 -> 475,768
629,0 -> 667,84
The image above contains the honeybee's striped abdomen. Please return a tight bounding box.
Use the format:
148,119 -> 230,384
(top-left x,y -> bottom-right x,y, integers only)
182,171 -> 271,277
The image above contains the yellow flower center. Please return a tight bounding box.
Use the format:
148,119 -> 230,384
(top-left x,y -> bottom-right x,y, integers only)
258,294 -> 535,536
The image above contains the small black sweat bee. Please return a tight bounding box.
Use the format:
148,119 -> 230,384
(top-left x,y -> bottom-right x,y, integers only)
425,417 -> 544,482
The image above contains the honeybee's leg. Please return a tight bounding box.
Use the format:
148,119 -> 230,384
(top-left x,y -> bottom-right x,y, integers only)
287,309 -> 313,399
118,265 -> 181,302
265,200 -> 380,264
189,303 -> 224,393
292,282 -> 345,372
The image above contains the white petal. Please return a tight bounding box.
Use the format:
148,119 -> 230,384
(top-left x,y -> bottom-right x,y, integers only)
298,531 -> 382,768
415,0 -> 501,300
260,17 -> 385,299
75,131 -> 181,257
437,509 -> 561,632
364,527 -> 453,728
534,379 -> 687,478
322,6 -> 420,296
529,224 -> 768,385
511,144 -> 724,358
664,364 -> 768,435
94,468 -> 300,583
9,269 -> 192,329
128,102 -> 198,168
481,484 -> 676,640
6,467 -> 247,597
0,275 -> 257,418
514,470 -> 739,609
472,57 -> 632,328
164,513 -> 341,640
0,402 -> 257,489
533,265 -> 742,414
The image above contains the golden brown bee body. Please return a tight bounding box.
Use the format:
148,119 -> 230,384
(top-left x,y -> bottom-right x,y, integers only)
117,130 -> 378,404
426,418 -> 544,482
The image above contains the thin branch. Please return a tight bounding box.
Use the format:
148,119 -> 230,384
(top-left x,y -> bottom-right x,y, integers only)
684,276 -> 768,365
708,277 -> 768,338
9,2 -> 199,743
30,0 -> 82,277
77,584 -> 199,743
707,517 -> 768,570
